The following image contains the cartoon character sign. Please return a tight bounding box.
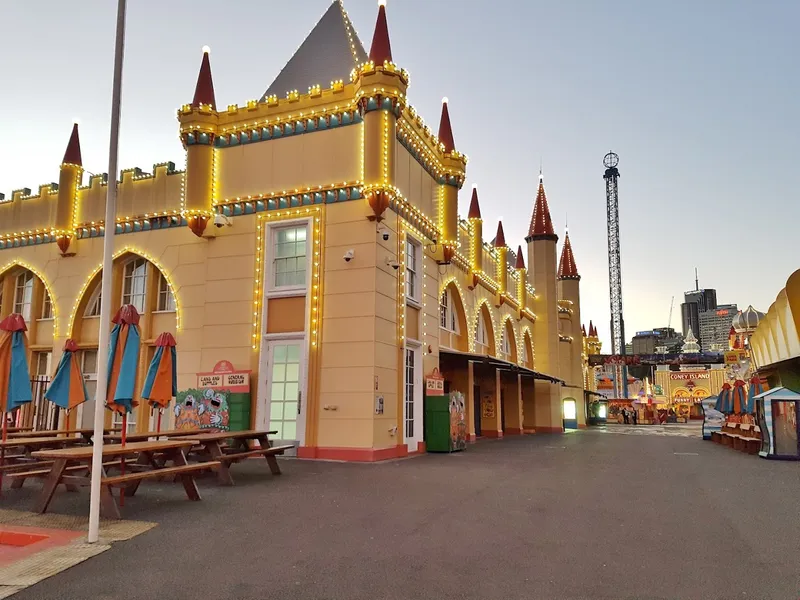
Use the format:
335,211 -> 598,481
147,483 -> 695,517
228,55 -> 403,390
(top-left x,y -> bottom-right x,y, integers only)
449,391 -> 467,451
175,388 -> 230,431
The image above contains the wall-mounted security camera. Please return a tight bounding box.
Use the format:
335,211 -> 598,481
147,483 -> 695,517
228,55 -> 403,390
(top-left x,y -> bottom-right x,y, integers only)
343,249 -> 355,262
377,224 -> 390,241
213,214 -> 232,228
385,257 -> 400,270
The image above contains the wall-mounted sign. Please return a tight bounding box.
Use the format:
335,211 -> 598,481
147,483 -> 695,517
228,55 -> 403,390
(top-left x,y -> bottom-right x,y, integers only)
716,309 -> 730,316
425,368 -> 445,396
724,351 -> 748,365
670,372 -> 710,380
197,360 -> 251,393
481,395 -> 495,419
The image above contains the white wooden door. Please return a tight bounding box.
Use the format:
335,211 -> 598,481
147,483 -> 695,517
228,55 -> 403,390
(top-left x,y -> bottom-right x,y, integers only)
266,340 -> 306,446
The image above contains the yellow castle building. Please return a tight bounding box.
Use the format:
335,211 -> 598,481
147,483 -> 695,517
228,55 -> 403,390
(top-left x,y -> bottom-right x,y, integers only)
0,1 -> 589,460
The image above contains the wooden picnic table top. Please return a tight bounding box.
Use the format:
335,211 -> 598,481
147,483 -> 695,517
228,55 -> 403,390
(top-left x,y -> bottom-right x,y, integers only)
183,429 -> 278,442
5,427 -> 32,434
8,428 -> 118,439
0,436 -> 89,449
103,428 -> 206,443
32,440 -> 196,461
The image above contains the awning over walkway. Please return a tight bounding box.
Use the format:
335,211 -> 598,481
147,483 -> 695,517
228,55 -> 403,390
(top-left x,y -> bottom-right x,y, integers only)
439,348 -> 564,385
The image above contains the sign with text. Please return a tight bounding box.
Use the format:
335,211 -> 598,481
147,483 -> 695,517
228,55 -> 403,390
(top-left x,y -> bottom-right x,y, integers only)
425,368 -> 445,396
197,360 -> 251,393
670,372 -> 710,380
724,351 -> 748,365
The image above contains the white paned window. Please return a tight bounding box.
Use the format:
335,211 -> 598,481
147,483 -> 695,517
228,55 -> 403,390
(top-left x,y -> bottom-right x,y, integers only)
35,352 -> 52,377
122,258 -> 148,313
440,289 -> 458,333
405,238 -> 419,302
41,290 -> 53,319
156,274 -> 176,312
522,339 -> 530,364
272,225 -> 307,289
405,348 -> 415,438
475,312 -> 489,346
82,350 -> 98,403
500,327 -> 512,359
14,272 -> 34,321
85,286 -> 102,318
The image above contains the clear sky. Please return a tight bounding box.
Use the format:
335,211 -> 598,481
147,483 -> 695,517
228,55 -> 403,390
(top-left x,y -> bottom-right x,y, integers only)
1,0 -> 798,349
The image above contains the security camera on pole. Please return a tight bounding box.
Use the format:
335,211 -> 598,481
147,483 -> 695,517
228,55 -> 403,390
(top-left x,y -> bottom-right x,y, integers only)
88,0 -> 127,544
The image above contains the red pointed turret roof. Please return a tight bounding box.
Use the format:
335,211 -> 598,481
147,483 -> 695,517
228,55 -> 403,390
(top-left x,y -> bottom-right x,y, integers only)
582,324 -> 587,337
493,221 -> 506,248
515,245 -> 525,269
62,123 -> 82,166
526,173 -> 557,242
557,231 -> 580,280
192,48 -> 216,109
438,99 -> 455,153
589,321 -> 596,337
369,3 -> 392,64
468,187 -> 481,219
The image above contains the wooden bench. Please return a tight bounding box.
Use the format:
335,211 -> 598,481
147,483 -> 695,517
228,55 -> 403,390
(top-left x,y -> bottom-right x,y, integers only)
6,461 -> 123,489
220,445 -> 293,462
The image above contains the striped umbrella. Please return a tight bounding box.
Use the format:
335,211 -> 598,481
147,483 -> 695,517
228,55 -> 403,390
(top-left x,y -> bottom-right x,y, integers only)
0,314 -> 32,492
44,339 -> 89,412
745,375 -> 767,415
731,380 -> 747,414
142,332 -> 177,432
715,383 -> 732,413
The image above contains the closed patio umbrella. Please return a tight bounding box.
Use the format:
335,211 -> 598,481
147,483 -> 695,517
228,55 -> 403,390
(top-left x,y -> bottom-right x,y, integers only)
715,383 -> 732,413
106,305 -> 141,506
745,375 -> 767,415
0,314 -> 33,491
44,339 -> 90,412
141,332 -> 177,433
731,380 -> 747,414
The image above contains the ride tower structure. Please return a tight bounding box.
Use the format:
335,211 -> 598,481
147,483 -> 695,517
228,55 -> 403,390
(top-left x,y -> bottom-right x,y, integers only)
603,152 -> 628,399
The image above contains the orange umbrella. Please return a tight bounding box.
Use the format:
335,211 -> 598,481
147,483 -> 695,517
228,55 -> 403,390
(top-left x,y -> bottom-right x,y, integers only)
141,332 -> 177,432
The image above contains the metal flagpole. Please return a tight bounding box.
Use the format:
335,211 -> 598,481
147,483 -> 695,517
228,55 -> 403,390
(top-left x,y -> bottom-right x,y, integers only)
88,0 -> 127,544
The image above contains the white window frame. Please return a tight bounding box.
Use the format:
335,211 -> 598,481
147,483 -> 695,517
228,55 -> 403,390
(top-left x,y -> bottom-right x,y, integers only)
155,273 -> 176,313
122,258 -> 148,313
78,349 -> 99,428
475,311 -> 489,347
14,271 -> 34,322
440,289 -> 459,334
268,221 -> 310,297
522,336 -> 530,365
500,324 -> 512,360
34,351 -> 52,377
405,237 -> 421,305
84,285 -> 102,318
403,341 -> 423,449
40,290 -> 54,320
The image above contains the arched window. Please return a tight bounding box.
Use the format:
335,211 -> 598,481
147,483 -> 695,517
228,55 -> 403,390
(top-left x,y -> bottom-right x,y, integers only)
500,329 -> 511,357
84,286 -> 102,318
14,271 -> 34,321
156,273 -> 176,312
41,290 -> 53,320
122,258 -> 148,312
440,289 -> 458,333
475,311 -> 489,346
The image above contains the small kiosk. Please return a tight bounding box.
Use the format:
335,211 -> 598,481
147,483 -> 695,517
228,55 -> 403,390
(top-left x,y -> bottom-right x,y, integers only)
755,387 -> 800,460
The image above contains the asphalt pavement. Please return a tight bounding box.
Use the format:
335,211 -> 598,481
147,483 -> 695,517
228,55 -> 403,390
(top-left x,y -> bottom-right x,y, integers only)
5,425 -> 800,600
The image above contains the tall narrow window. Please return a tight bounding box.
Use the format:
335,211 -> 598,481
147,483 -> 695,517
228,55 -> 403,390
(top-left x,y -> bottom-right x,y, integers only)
273,225 -> 307,289
14,272 -> 34,321
35,352 -> 52,377
500,327 -> 511,359
82,350 -> 98,402
156,274 -> 176,312
405,239 -> 419,302
475,312 -> 489,347
122,258 -> 148,313
41,290 -> 53,320
405,348 -> 415,439
85,285 -> 102,318
440,289 -> 458,333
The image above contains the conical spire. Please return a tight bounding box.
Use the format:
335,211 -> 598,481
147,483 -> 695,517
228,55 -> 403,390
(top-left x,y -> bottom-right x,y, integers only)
582,324 -> 587,337
589,321 -> 596,337
468,186 -> 481,219
493,221 -> 506,247
369,1 -> 393,64
192,47 -> 216,109
515,245 -> 525,269
438,98 -> 455,153
526,171 -> 557,242
62,123 -> 82,166
557,230 -> 580,280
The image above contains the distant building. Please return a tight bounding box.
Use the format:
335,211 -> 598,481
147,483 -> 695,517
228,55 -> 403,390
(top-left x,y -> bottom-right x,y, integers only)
631,327 -> 684,355
699,304 -> 737,352
681,288 -> 717,337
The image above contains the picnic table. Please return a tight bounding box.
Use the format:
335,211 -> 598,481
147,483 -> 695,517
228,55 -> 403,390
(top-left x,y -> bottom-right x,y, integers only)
8,428 -> 118,443
29,440 -> 219,519
103,428 -> 205,443
185,430 -> 293,485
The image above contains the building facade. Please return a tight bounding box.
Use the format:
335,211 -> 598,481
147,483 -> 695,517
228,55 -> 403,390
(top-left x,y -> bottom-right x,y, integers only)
681,287 -> 717,338
0,1 -> 588,460
699,303 -> 737,352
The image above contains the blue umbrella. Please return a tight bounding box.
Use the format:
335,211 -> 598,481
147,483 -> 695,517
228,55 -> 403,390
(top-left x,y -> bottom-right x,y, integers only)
715,383 -> 732,414
745,376 -> 767,415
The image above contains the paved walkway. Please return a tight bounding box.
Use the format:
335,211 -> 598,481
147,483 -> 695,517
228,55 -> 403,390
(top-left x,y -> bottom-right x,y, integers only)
3,428 -> 799,600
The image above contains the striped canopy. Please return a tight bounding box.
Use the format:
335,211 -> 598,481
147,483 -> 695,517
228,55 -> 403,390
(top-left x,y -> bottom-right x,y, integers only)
745,375 -> 768,415
106,305 -> 141,415
142,332 -> 177,409
0,314 -> 32,413
731,380 -> 747,414
44,339 -> 89,410
715,382 -> 732,413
